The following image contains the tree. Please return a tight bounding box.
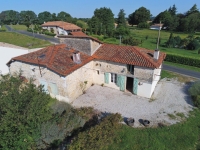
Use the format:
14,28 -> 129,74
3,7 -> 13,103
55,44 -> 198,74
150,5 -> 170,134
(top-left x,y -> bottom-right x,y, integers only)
88,16 -> 100,35
128,7 -> 151,25
168,4 -> 177,16
38,11 -> 52,24
117,9 -> 126,27
0,10 -> 20,24
51,13 -> 57,21
186,4 -> 199,16
0,74 -> 86,149
19,10 -> 37,24
93,7 -> 115,36
57,11 -> 72,22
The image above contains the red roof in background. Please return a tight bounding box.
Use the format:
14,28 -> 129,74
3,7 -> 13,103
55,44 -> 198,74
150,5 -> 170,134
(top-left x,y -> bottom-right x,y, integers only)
69,31 -> 87,36
7,44 -> 94,76
93,44 -> 166,68
42,21 -> 81,31
7,43 -> 166,76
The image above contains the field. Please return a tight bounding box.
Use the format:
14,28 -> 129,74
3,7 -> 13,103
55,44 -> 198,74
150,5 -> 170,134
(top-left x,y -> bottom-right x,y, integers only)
0,32 -> 52,48
9,25 -> 28,30
130,28 -> 199,58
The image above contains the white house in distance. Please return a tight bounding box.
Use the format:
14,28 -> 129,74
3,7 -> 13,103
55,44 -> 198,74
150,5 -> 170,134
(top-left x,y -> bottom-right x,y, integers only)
0,46 -> 28,75
41,21 -> 86,36
7,36 -> 166,102
150,23 -> 164,30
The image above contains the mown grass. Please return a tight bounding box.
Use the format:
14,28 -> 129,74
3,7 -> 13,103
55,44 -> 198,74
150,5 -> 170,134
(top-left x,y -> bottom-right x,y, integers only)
164,61 -> 200,73
9,25 -> 28,30
130,28 -> 199,58
0,32 -> 52,48
161,70 -> 177,79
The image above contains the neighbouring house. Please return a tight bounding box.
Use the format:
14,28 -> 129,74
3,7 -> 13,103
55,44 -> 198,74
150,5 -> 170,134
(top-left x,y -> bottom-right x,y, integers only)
150,24 -> 165,30
7,36 -> 166,102
41,21 -> 87,36
0,46 -> 28,75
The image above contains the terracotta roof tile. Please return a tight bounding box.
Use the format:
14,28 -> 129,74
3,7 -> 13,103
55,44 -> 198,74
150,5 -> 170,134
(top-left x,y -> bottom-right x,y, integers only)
93,44 -> 166,68
7,44 -> 94,76
42,21 -> 81,31
69,31 -> 87,36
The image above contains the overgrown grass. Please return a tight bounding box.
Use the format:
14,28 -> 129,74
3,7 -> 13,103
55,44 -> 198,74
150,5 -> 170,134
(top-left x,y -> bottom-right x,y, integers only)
161,70 -> 177,79
0,32 -> 52,48
107,109 -> 200,150
164,61 -> 200,73
9,25 -> 28,30
69,109 -> 200,150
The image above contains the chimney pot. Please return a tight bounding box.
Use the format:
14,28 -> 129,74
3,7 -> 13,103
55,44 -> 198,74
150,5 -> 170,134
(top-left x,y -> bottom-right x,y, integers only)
154,49 -> 160,60
73,51 -> 81,64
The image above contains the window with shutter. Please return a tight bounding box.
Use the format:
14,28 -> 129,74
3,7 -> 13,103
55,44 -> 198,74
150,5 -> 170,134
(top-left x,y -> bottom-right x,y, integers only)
120,75 -> 126,91
39,80 -> 49,93
49,82 -> 58,95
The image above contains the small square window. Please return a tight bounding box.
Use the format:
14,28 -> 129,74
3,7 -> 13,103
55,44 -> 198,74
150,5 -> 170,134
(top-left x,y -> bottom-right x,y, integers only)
111,73 -> 117,83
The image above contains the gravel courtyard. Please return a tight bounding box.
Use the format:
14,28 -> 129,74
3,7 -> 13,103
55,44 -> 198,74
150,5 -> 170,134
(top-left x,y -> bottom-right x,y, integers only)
72,78 -> 194,127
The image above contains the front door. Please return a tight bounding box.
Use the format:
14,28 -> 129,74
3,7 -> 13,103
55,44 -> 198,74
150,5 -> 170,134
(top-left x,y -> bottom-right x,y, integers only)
126,77 -> 133,92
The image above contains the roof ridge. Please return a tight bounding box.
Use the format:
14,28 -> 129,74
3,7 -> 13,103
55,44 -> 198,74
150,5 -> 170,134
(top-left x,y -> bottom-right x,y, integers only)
132,46 -> 157,68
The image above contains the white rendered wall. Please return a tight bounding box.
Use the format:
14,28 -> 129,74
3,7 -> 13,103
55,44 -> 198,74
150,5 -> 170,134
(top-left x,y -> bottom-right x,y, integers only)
0,47 -> 28,75
58,27 -> 68,35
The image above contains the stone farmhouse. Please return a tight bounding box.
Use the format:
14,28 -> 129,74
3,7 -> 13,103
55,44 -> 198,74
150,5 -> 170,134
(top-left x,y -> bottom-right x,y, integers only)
41,21 -> 86,36
7,36 -> 166,102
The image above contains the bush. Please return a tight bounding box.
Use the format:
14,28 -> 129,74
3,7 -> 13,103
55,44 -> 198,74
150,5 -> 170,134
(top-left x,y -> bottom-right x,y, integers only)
0,74 -> 86,149
189,81 -> 200,108
198,49 -> 200,54
44,31 -> 56,36
122,36 -> 140,46
137,22 -> 150,29
68,113 -> 122,150
0,29 -> 6,32
187,39 -> 200,50
165,53 -> 200,68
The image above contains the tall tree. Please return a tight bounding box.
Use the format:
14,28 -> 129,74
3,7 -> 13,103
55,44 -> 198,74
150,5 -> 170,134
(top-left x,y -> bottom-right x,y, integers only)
51,13 -> 57,21
186,4 -> 199,16
57,11 -> 72,22
19,10 -> 37,24
38,11 -> 52,24
168,4 -> 177,16
0,10 -> 20,24
117,9 -> 126,27
93,7 -> 115,36
128,7 -> 151,25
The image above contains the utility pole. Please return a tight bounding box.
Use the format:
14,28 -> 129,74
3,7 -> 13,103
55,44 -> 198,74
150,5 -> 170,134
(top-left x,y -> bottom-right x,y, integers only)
119,35 -> 122,45
156,21 -> 161,50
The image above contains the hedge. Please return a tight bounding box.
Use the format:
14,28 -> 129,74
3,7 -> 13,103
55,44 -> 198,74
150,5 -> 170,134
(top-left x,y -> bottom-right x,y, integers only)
0,29 -> 6,32
165,53 -> 200,68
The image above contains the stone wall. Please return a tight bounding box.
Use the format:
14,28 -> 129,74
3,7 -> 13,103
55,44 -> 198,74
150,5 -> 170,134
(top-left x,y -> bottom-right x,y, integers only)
9,61 -> 94,102
134,66 -> 154,82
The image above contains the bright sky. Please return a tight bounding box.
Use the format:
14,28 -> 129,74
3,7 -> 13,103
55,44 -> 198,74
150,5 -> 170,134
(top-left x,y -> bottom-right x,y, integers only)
1,0 -> 200,18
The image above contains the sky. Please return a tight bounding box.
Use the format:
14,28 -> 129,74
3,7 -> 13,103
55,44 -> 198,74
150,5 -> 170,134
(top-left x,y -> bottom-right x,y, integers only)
1,0 -> 200,18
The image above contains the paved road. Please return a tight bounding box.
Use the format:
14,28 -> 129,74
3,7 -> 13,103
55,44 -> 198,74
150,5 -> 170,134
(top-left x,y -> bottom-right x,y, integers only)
163,64 -> 200,79
5,25 -> 60,44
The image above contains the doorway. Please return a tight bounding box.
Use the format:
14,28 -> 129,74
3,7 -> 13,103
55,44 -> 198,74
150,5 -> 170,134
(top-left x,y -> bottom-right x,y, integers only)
126,77 -> 133,92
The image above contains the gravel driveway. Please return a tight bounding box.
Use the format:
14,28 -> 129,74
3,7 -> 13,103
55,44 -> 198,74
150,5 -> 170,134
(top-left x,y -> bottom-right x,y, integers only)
72,78 -> 194,127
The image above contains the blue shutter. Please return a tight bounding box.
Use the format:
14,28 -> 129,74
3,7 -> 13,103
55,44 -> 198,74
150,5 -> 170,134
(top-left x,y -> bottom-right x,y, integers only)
49,82 -> 58,95
120,76 -> 126,91
133,78 -> 138,95
117,75 -> 121,87
39,80 -> 49,93
104,73 -> 109,84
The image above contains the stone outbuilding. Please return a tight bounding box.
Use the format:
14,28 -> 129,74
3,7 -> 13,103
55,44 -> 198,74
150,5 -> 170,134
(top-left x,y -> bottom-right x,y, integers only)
7,36 -> 166,102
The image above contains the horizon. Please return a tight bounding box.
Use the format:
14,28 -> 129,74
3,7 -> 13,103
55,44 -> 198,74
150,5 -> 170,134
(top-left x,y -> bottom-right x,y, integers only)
1,0 -> 200,18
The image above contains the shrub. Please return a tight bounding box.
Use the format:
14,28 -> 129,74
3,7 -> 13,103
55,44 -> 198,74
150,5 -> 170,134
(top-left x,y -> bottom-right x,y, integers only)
189,81 -> 200,108
137,22 -> 150,28
186,39 -> 200,50
198,49 -> 200,54
165,53 -> 200,68
122,36 -> 140,46
68,113 -> 122,150
44,31 -> 56,36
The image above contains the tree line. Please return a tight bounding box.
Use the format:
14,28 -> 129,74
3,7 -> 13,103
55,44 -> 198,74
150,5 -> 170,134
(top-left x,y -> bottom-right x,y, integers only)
1,4 -> 200,38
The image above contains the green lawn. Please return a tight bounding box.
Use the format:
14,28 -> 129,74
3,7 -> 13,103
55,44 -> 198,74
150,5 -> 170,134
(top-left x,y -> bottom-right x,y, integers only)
130,28 -> 199,58
9,25 -> 28,30
0,32 -> 52,48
